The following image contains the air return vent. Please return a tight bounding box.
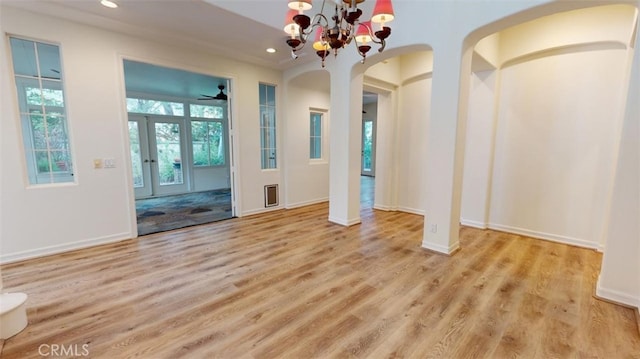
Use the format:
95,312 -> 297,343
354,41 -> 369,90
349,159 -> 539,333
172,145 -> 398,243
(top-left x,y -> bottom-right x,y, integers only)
264,184 -> 278,207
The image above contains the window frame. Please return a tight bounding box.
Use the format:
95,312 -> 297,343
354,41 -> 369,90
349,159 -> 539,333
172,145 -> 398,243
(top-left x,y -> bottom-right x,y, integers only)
309,108 -> 328,163
9,36 -> 75,186
259,83 -> 277,170
309,110 -> 324,161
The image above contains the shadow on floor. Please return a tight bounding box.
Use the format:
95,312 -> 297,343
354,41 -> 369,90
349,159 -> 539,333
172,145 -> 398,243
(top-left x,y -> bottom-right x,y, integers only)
136,189 -> 232,236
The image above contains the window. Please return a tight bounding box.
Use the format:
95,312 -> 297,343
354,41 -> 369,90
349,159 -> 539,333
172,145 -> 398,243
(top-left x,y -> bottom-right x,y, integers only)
10,37 -> 74,184
310,112 -> 323,159
259,83 -> 277,169
126,98 -> 184,116
190,104 -> 223,119
191,120 -> 225,166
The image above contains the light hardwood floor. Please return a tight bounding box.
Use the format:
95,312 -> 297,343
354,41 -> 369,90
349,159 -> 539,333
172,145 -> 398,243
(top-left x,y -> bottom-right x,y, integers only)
2,192 -> 640,358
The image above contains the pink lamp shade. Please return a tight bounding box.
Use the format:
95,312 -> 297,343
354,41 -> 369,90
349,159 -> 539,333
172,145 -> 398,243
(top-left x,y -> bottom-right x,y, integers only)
355,21 -> 372,44
284,9 -> 300,36
288,0 -> 312,12
371,0 -> 394,25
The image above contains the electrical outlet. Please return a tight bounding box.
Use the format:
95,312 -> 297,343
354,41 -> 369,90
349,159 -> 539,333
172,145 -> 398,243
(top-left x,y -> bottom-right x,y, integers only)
430,224 -> 438,233
103,158 -> 115,168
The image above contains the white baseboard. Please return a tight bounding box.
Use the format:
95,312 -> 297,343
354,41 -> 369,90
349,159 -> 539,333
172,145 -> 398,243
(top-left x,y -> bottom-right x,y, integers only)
328,216 -> 361,226
421,239 -> 460,255
0,232 -> 132,264
460,218 -> 487,229
488,223 -> 598,249
241,206 -> 282,217
285,197 -> 328,209
596,275 -> 640,309
373,204 -> 395,211
396,206 -> 425,216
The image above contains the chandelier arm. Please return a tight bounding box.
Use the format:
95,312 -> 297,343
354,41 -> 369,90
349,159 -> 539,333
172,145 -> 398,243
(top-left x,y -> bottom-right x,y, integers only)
309,12 -> 329,34
377,39 -> 387,53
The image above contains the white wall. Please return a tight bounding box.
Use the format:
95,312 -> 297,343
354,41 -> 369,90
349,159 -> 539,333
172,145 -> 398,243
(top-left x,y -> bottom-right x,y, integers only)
488,49 -> 629,249
498,4 -> 637,66
0,6 -> 282,262
460,70 -> 498,228
596,18 -> 640,309
395,76 -> 431,215
283,81 -> 331,208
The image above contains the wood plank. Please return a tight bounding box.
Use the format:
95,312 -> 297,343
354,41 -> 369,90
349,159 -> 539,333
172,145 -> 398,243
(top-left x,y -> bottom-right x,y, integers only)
1,201 -> 639,358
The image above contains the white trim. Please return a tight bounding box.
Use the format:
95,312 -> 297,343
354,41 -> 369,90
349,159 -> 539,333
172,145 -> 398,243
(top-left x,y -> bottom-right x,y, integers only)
421,240 -> 460,255
285,198 -> 328,209
460,218 -> 487,229
0,232 -> 132,264
373,204 -> 395,211
488,222 -> 598,249
396,206 -> 425,216
241,206 -> 282,217
596,275 -> 640,309
328,216 -> 361,227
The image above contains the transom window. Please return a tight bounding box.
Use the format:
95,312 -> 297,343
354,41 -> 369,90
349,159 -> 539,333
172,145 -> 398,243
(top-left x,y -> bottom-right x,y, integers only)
126,98 -> 184,116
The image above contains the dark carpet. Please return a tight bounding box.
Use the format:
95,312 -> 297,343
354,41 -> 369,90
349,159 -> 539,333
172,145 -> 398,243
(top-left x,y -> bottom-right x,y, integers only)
136,189 -> 233,236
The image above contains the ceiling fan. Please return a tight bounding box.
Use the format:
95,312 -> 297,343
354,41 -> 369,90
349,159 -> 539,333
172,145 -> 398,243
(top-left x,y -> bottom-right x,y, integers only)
198,84 -> 227,101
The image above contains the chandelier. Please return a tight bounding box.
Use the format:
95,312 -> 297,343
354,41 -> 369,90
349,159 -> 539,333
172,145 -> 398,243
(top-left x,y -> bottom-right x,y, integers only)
284,0 -> 395,67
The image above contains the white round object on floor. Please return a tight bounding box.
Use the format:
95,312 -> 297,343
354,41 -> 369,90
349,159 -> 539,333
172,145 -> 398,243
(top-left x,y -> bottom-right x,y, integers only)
0,292 -> 28,339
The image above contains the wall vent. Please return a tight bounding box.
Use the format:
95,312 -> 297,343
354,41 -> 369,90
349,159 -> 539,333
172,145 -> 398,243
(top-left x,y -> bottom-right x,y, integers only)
264,184 -> 278,207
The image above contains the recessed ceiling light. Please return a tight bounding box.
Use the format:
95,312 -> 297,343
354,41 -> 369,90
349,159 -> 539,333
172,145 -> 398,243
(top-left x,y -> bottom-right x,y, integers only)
266,48 -> 277,54
101,0 -> 118,8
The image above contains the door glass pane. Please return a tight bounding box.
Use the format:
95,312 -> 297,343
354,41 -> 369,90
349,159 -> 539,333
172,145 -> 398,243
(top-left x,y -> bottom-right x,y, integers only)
363,121 -> 373,172
155,122 -> 183,186
129,121 -> 144,188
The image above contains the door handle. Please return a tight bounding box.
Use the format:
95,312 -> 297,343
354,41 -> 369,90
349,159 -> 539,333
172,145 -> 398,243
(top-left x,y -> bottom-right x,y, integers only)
150,159 -> 156,163
144,159 -> 149,163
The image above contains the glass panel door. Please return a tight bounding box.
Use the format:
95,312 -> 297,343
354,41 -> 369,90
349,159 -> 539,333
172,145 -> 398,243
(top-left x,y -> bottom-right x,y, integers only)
128,116 -> 188,198
361,119 -> 376,176
129,116 -> 152,198
151,119 -> 188,196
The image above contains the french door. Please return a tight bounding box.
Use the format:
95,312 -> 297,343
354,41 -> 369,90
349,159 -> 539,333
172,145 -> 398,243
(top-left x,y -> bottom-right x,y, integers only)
361,118 -> 376,176
129,115 -> 188,198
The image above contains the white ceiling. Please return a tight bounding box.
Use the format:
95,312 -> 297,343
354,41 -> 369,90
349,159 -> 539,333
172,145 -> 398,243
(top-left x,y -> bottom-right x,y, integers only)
2,0 -> 377,71
3,0 -> 380,102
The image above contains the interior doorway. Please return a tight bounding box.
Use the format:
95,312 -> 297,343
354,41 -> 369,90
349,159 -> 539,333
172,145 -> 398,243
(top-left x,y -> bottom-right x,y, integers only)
361,91 -> 378,177
361,118 -> 376,176
123,59 -> 234,235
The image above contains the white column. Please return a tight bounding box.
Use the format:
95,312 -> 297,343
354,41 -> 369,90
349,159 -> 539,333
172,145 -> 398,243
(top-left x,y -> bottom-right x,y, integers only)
422,43 -> 474,254
328,59 -> 364,226
596,23 -> 640,308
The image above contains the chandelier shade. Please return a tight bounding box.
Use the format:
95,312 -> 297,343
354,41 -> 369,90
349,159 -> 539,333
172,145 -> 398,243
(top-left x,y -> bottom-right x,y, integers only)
371,0 -> 395,25
283,0 -> 396,67
355,21 -> 372,45
284,9 -> 300,36
288,0 -> 312,12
